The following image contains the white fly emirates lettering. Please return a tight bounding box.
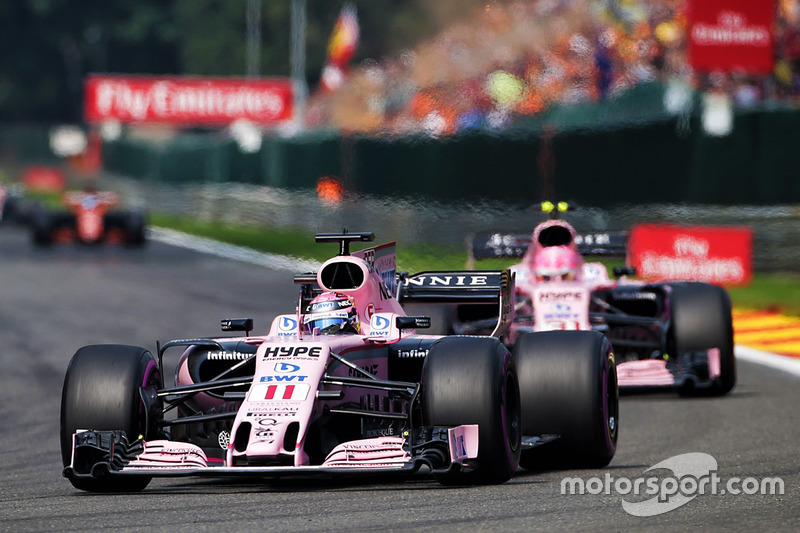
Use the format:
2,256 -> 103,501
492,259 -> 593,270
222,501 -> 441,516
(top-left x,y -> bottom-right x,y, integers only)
92,79 -> 288,122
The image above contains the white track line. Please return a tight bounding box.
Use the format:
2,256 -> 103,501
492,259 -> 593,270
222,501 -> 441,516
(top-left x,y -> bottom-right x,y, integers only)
149,227 -> 321,273
735,345 -> 800,378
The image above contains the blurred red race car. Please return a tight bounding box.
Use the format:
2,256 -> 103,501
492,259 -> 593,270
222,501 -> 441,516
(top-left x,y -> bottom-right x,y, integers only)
32,189 -> 146,246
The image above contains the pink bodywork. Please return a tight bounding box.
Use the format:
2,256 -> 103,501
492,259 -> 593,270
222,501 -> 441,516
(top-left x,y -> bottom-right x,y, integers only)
510,219 -> 616,338
129,242 -> 481,473
508,218 -> 720,389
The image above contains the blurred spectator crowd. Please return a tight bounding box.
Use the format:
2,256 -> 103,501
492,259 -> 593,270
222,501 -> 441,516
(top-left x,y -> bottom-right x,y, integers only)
304,0 -> 800,136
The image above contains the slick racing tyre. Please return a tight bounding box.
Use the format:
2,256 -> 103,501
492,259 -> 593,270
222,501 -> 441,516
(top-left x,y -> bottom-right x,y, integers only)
31,209 -> 54,246
60,345 -> 162,492
514,330 -> 618,471
124,210 -> 147,246
668,282 -> 736,396
422,336 -> 521,484
106,210 -> 147,246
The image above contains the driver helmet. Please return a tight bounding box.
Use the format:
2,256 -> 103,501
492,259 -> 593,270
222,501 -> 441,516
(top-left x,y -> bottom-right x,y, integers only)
533,245 -> 581,282
303,292 -> 360,334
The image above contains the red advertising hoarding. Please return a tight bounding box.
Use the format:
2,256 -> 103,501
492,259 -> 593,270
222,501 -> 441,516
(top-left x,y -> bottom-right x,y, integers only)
628,224 -> 753,286
84,75 -> 294,125
688,0 -> 775,74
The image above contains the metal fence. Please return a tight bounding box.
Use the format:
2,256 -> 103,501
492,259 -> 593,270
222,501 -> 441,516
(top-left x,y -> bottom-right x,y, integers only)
104,174 -> 800,272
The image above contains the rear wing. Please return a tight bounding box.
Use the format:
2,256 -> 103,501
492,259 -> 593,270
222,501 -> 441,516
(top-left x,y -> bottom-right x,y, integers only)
468,231 -> 628,266
398,270 -> 514,337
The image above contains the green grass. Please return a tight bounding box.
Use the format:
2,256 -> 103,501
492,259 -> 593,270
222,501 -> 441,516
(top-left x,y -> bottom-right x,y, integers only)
727,273 -> 800,316
150,213 -> 800,316
151,213 -> 335,263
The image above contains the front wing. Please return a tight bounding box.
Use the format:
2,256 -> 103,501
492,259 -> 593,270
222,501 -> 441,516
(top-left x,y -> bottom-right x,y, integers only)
64,428 -> 557,483
65,426 -> 477,481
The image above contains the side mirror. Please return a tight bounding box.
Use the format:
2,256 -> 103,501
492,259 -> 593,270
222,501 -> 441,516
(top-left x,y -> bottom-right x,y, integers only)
396,316 -> 431,329
613,266 -> 637,278
221,318 -> 254,335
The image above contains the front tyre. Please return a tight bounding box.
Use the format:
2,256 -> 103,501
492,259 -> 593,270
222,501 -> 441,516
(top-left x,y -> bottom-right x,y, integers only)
124,210 -> 147,246
31,208 -> 54,246
60,344 -> 161,492
514,330 -> 618,471
422,337 -> 521,484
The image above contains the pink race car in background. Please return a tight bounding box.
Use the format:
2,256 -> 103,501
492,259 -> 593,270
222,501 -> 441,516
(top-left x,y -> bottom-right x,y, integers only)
61,231 -> 617,492
461,207 -> 735,397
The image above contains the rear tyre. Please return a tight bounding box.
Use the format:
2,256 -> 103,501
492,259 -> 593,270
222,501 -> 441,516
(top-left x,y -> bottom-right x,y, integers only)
422,336 -> 521,484
514,330 -> 618,471
110,209 -> 147,246
60,344 -> 161,492
669,282 -> 736,396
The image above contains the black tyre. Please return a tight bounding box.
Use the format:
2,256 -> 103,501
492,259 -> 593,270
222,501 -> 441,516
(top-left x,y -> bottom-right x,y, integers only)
60,344 -> 161,492
514,330 -> 618,471
421,336 -> 521,484
669,282 -> 736,396
125,210 -> 147,246
31,209 -> 53,246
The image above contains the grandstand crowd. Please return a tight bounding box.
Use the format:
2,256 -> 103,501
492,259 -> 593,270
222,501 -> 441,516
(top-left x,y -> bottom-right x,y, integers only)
304,0 -> 800,135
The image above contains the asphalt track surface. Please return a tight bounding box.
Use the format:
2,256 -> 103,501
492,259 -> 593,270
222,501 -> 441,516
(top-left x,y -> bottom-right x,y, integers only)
1,225 -> 798,533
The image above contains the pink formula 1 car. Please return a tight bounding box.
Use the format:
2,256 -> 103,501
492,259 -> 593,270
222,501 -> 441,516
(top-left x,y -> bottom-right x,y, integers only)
462,213 -> 736,397
61,231 -> 617,492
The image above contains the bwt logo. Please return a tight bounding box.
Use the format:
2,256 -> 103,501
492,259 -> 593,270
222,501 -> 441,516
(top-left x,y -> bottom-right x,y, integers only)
372,316 -> 390,330
369,315 -> 391,337
279,317 -> 297,331
260,375 -> 308,382
274,362 -> 300,373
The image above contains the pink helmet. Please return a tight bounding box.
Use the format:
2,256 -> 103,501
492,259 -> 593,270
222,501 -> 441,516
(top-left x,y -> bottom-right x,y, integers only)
533,245 -> 582,282
303,292 -> 360,334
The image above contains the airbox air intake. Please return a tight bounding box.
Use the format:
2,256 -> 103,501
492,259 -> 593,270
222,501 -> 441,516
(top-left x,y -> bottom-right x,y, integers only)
319,260 -> 366,291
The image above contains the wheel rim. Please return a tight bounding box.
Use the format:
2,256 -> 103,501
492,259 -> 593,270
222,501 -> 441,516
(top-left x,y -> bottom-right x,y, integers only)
604,352 -> 619,444
136,359 -> 161,440
504,371 -> 522,454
